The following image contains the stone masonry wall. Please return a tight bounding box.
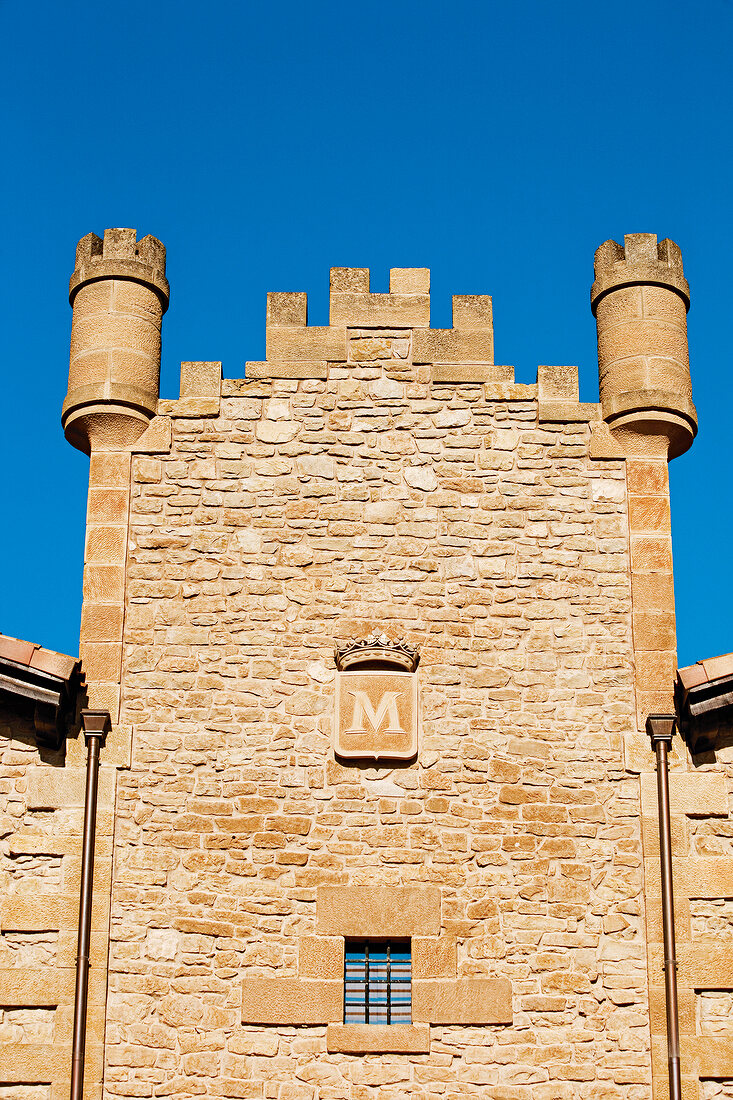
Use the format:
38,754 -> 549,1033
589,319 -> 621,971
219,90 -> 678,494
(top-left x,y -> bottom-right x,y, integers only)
0,709 -> 112,1100
103,349 -> 656,1099
2,250 -> 731,1098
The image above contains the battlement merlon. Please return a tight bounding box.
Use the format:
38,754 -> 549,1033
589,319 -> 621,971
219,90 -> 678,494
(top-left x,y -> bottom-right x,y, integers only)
329,267 -> 430,327
70,228 -> 169,311
591,233 -> 689,314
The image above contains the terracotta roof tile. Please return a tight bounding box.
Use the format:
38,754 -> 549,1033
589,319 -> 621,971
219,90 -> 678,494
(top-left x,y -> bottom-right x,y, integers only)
0,635 -> 38,666
30,647 -> 79,681
700,653 -> 733,683
678,652 -> 733,692
0,632 -> 80,684
677,663 -> 708,690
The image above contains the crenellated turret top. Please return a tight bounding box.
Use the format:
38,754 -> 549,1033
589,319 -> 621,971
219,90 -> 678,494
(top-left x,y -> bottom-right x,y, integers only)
70,227 -> 169,310
591,233 -> 689,313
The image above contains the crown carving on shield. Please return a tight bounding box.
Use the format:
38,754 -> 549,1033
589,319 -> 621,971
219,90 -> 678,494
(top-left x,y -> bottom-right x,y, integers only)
334,632 -> 421,673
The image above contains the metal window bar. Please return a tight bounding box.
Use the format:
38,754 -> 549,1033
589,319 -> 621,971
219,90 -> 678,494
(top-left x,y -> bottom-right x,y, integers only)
344,940 -> 411,1025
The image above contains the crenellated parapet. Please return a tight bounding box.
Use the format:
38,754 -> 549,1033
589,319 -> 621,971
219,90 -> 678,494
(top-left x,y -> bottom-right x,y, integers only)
248,266 -> 495,381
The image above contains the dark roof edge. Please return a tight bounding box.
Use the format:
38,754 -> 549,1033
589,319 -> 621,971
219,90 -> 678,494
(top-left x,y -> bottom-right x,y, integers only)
0,632 -> 84,750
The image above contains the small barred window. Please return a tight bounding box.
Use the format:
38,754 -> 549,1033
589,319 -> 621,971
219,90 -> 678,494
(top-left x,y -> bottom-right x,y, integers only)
344,940 -> 411,1024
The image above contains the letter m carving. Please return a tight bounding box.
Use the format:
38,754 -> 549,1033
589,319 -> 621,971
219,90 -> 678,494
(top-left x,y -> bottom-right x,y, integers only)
345,690 -> 405,735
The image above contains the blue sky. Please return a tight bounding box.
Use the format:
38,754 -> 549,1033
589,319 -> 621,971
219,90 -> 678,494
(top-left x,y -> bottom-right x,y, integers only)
1,0 -> 730,668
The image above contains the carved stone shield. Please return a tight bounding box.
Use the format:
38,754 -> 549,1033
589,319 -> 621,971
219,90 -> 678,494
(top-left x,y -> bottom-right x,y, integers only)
334,670 -> 418,761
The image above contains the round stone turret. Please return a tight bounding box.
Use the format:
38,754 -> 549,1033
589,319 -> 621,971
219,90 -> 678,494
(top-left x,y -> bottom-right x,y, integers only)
591,233 -> 696,459
63,228 -> 169,454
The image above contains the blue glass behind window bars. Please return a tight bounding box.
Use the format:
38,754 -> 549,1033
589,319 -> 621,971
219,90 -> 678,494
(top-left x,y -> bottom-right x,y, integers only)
344,940 -> 411,1024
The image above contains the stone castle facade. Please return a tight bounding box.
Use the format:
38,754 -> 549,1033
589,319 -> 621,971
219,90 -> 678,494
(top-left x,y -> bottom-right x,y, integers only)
1,228 -> 733,1100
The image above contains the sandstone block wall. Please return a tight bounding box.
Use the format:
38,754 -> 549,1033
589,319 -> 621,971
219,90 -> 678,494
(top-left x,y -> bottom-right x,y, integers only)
101,275 -> 666,1099
0,710 -> 115,1100
4,259 -> 733,1100
648,720 -> 733,1100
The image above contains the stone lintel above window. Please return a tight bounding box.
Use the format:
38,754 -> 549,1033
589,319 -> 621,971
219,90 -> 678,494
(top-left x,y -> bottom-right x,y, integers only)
316,885 -> 441,937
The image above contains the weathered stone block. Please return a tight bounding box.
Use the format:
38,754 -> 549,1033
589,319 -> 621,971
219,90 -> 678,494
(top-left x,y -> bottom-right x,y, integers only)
265,324 -> 346,362
26,765 -> 116,810
298,936 -> 344,980
412,936 -> 456,979
413,327 -> 493,363
412,978 -> 513,1024
640,773 -> 729,817
267,292 -> 308,327
326,1023 -> 431,1053
390,268 -> 430,295
241,978 -> 342,1024
537,364 -> 579,401
330,292 -> 430,328
246,360 -> 327,380
316,886 -> 441,936
452,294 -> 492,330
431,362 -> 505,384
